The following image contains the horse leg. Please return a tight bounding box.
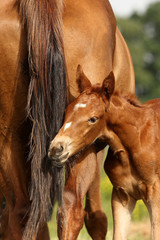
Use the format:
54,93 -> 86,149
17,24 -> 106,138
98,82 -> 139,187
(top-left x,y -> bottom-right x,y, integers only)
84,150 -> 107,240
57,146 -> 104,240
0,135 -> 50,240
112,187 -> 136,240
144,182 -> 160,240
0,136 -> 29,240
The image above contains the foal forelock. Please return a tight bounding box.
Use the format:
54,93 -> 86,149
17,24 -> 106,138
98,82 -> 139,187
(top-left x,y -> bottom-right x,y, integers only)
20,0 -> 67,239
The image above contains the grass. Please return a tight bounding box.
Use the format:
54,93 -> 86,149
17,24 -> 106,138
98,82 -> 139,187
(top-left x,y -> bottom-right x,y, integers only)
48,168 -> 150,240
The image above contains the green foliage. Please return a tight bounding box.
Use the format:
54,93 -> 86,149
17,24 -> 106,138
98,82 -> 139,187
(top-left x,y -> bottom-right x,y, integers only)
117,1 -> 160,101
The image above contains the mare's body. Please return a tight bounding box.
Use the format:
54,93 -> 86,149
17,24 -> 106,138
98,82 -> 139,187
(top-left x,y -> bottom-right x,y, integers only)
0,0 -> 134,239
49,71 -> 160,240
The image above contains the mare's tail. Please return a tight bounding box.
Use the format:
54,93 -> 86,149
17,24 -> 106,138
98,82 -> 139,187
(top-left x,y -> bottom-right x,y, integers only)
20,0 -> 67,239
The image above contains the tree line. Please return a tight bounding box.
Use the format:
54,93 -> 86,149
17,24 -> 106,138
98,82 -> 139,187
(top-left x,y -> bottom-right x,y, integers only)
117,1 -> 160,101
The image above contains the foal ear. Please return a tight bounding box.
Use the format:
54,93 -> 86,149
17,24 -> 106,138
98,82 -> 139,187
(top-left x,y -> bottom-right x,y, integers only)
76,65 -> 92,93
102,71 -> 115,99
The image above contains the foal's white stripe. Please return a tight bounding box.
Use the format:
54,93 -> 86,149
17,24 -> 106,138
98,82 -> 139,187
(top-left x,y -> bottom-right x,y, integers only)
74,103 -> 86,111
64,122 -> 72,131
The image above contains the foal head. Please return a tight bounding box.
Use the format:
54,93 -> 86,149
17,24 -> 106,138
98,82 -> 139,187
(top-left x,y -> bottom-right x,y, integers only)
48,65 -> 115,166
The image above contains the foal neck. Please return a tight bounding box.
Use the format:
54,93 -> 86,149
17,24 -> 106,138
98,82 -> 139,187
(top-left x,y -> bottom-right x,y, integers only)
105,94 -> 144,152
108,94 -> 141,126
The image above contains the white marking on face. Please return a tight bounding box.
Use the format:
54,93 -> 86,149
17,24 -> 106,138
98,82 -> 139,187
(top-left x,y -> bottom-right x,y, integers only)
64,122 -> 72,131
74,103 -> 86,111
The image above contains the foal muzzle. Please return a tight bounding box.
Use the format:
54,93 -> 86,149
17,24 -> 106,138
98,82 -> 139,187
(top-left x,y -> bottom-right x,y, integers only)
48,141 -> 70,167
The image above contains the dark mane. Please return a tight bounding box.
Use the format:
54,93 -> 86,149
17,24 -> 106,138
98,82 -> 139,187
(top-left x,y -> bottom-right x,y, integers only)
20,0 -> 67,239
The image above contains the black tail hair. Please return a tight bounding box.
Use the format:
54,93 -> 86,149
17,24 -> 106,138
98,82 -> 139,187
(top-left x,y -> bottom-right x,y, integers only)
20,0 -> 67,238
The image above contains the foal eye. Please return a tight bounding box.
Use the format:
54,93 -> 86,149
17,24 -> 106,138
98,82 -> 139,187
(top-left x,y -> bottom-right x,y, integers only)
88,117 -> 98,124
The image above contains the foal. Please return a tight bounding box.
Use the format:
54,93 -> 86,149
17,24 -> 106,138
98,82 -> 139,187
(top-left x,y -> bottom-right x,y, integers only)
49,67 -> 160,240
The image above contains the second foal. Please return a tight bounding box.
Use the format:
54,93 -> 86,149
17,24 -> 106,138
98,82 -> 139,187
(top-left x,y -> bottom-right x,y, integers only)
49,67 -> 160,240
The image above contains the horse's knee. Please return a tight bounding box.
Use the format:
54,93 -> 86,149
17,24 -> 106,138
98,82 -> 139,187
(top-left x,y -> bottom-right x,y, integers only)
85,210 -> 107,240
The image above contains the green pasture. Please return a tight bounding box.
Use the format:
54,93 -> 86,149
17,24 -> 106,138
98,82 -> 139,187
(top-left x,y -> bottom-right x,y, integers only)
48,168 -> 150,240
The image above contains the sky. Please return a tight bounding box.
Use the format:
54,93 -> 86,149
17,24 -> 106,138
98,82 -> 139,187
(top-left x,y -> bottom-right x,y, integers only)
110,0 -> 160,17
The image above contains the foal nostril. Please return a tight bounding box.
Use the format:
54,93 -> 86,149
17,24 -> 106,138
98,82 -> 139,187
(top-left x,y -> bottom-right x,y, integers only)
57,145 -> 64,153
49,143 -> 64,159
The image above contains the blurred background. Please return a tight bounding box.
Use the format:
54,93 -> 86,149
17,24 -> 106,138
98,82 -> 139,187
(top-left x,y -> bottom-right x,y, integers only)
49,1 -> 160,239
112,0 -> 160,102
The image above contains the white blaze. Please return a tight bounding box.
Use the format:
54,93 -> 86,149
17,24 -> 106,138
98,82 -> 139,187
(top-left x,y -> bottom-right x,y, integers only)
74,103 -> 86,111
64,122 -> 72,131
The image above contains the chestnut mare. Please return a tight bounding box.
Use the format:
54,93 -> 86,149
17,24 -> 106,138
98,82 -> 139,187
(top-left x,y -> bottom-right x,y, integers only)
49,68 -> 160,240
0,0 -> 134,239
